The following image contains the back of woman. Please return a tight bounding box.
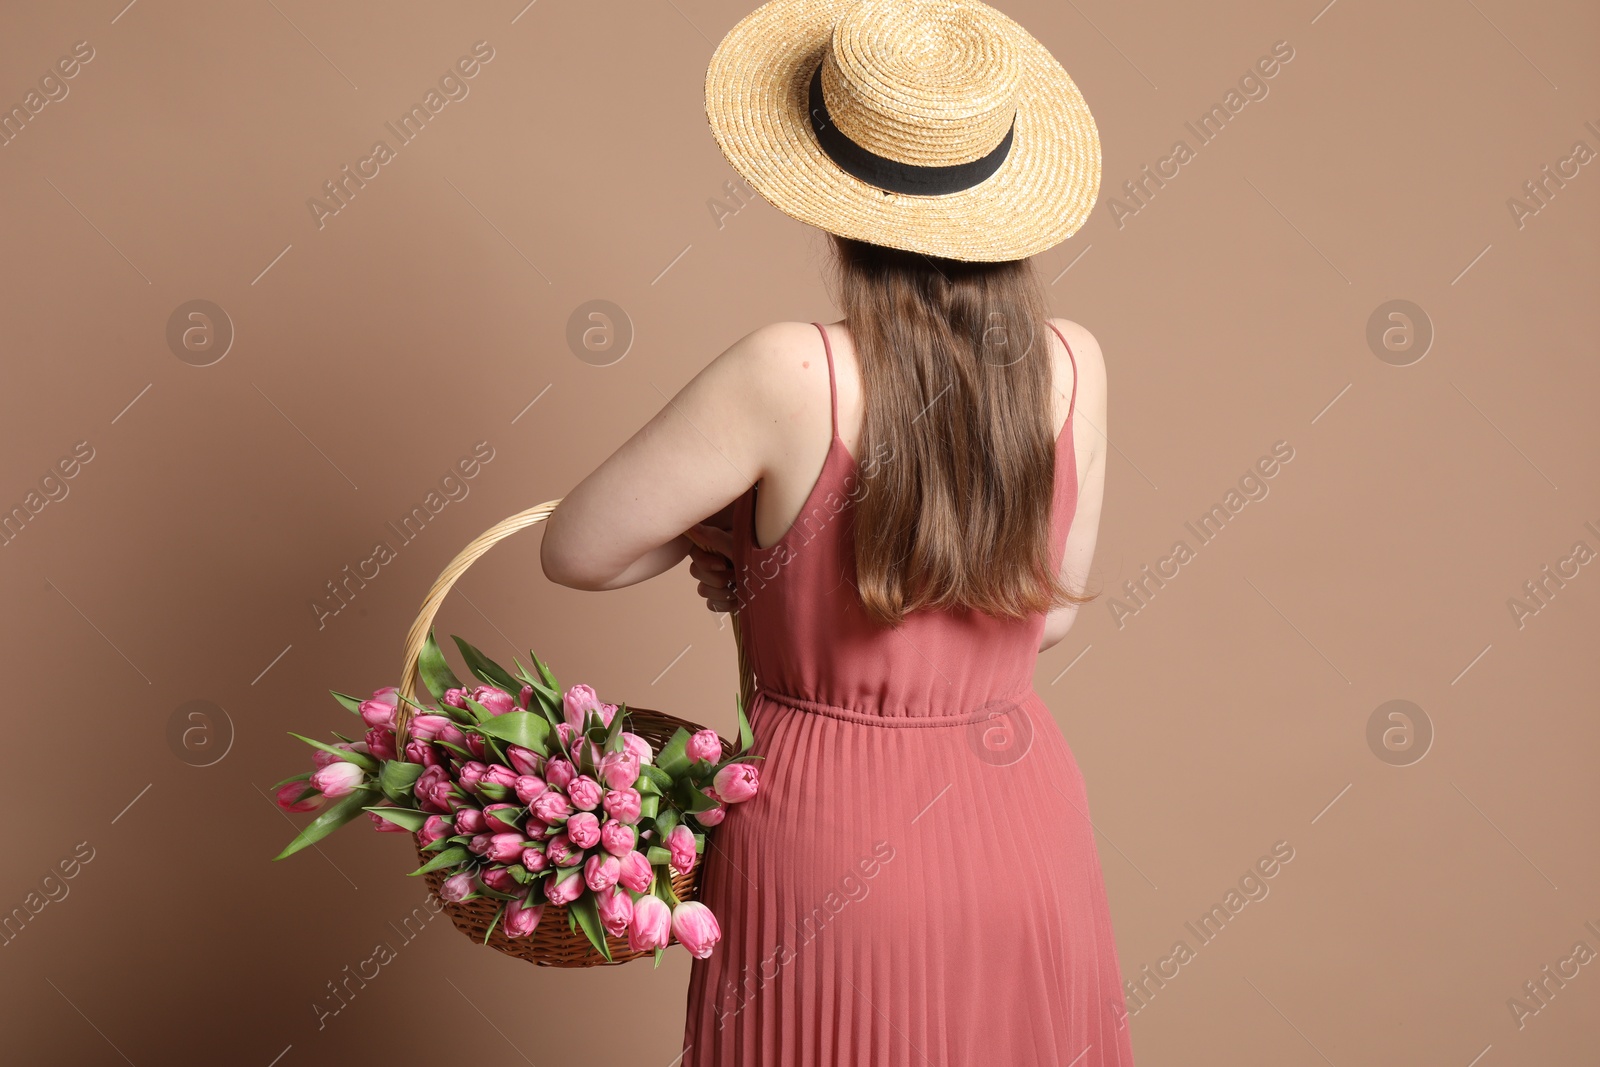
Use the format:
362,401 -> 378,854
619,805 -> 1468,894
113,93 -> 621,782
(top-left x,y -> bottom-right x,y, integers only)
542,2 -> 1131,1063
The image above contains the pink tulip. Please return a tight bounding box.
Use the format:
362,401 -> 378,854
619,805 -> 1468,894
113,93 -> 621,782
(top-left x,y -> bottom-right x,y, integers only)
365,726 -> 398,762
505,898 -> 544,938
274,781 -> 323,813
404,739 -> 442,766
695,803 -> 726,827
417,815 -> 451,847
546,834 -> 581,868
442,687 -> 470,709
472,685 -> 516,717
562,684 -> 603,731
514,775 -> 547,804
713,763 -> 760,804
531,789 -> 571,824
687,729 -> 722,764
436,723 -> 468,750
628,894 -> 672,952
415,765 -> 453,813
483,803 -> 522,834
440,871 -> 474,902
370,685 -> 399,706
567,811 -> 601,849
468,833 -> 493,856
484,764 -> 519,790
621,732 -> 653,765
598,751 -> 640,791
597,885 -> 634,937
600,820 -> 636,857
465,733 -> 486,759
602,787 -> 642,825
311,742 -> 354,770
585,853 -> 621,892
544,871 -> 585,906
486,833 -> 524,863
568,775 -> 603,811
408,714 -> 453,741
667,824 -> 697,876
508,746 -> 545,777
368,811 -> 408,832
554,722 -> 579,752
310,761 -> 365,798
458,761 -> 490,793
545,758 -> 576,791
481,865 -> 518,893
521,845 -> 548,872
671,900 -> 721,959
359,699 -> 397,728
517,685 -> 534,710
454,807 -> 487,835
617,850 -> 655,893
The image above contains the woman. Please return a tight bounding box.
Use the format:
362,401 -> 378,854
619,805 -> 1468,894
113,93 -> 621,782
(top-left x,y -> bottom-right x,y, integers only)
541,1 -> 1131,1063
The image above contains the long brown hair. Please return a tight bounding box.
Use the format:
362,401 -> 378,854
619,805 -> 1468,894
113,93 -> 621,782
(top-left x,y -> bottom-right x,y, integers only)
824,233 -> 1097,627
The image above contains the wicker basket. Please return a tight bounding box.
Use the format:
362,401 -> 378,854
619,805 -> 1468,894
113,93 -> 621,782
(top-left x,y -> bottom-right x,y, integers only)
391,498 -> 754,966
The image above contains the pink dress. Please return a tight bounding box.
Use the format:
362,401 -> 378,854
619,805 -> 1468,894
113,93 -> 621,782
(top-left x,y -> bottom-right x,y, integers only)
682,321 -> 1135,1066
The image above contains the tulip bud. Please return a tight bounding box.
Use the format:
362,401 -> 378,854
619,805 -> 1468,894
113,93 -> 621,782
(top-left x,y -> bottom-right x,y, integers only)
617,850 -> 655,893
712,763 -> 760,804
584,853 -> 621,892
566,811 -> 601,849
472,686 -> 516,717
667,824 -> 698,876
671,900 -> 721,959
274,781 -> 323,813
310,761 -> 365,798
504,898 -> 544,938
596,885 -> 634,937
628,894 -> 672,952
686,729 -> 722,764
440,871 -> 474,902
568,775 -> 603,811
544,870 -> 585,906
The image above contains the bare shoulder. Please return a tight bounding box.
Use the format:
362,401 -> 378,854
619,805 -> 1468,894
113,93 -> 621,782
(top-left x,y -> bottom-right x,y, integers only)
1046,316 -> 1107,422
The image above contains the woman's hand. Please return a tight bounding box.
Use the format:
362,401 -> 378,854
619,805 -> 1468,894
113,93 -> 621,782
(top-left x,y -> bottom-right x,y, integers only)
684,520 -> 740,614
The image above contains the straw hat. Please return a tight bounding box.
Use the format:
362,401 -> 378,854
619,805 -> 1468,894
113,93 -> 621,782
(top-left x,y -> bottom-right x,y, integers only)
703,0 -> 1101,263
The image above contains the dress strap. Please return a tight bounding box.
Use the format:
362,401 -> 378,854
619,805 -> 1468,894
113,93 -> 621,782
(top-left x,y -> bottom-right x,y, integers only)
1046,320 -> 1078,422
811,321 -> 840,440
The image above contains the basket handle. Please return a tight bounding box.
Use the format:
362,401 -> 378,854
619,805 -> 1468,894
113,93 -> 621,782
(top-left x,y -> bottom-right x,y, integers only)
394,498 -> 755,749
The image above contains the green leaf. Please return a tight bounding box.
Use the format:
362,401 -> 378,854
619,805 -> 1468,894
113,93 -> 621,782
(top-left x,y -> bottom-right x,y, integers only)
656,807 -> 680,839
534,652 -> 560,693
638,764 -> 673,790
362,806 -> 428,831
567,893 -> 612,961
273,788 -> 378,860
270,770 -> 313,789
736,691 -> 754,754
646,845 -> 673,865
418,630 -> 463,701
675,777 -> 718,813
330,690 -> 364,714
409,845 -> 469,876
654,727 -> 693,778
379,760 -> 426,804
287,732 -> 379,774
451,635 -> 520,693
602,703 -> 626,753
638,793 -> 660,820
475,711 -> 551,753
483,904 -> 503,945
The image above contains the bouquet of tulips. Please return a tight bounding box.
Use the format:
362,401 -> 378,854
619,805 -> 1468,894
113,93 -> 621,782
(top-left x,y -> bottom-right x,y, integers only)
272,631 -> 761,963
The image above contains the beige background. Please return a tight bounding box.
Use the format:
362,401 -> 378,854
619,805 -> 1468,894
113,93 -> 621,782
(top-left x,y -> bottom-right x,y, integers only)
1,0 -> 1595,1064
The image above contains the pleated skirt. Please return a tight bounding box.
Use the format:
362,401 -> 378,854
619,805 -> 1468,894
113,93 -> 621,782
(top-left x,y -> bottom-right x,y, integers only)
681,689 -> 1137,1066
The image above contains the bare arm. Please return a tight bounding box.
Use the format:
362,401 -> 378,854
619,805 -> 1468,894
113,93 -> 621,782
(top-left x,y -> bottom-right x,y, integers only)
539,322 -> 807,591
1040,320 -> 1108,653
